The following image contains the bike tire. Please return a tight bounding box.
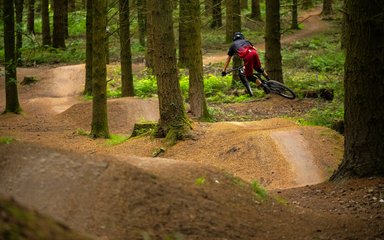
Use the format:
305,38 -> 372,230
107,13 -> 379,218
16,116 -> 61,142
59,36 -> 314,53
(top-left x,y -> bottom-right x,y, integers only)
267,80 -> 296,99
240,77 -> 254,97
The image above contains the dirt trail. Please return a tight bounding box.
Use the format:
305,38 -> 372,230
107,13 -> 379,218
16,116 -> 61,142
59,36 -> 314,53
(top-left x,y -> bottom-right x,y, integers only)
271,129 -> 323,187
0,6 -> 336,189
2,8 -> 381,240
202,6 -> 327,65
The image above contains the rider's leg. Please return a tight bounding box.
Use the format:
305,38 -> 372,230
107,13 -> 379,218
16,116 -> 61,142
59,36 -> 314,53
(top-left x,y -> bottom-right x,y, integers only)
244,53 -> 270,94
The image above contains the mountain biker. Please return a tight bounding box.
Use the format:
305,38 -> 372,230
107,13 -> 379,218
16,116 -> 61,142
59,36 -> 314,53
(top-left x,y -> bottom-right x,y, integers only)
222,32 -> 270,93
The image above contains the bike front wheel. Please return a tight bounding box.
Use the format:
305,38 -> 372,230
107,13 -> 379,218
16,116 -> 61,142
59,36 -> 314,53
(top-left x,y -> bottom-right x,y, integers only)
267,80 -> 296,99
240,77 -> 254,97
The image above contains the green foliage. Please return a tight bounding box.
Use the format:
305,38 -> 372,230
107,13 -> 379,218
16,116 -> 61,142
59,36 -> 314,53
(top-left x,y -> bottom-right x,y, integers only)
195,177 -> 206,186
308,51 -> 344,72
297,102 -> 344,129
250,180 -> 268,200
283,31 -> 345,73
134,76 -> 158,98
105,134 -> 129,146
20,42 -> 86,65
74,128 -> 89,136
0,136 -> 15,144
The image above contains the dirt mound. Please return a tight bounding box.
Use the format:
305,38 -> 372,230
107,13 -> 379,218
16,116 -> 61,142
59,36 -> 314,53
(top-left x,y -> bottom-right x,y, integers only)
0,142 -> 288,239
55,97 -> 159,134
1,142 -> 383,240
153,118 -> 343,189
0,197 -> 91,240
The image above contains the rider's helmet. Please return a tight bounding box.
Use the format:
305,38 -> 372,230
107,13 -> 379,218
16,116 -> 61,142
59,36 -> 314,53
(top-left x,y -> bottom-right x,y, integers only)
232,32 -> 245,41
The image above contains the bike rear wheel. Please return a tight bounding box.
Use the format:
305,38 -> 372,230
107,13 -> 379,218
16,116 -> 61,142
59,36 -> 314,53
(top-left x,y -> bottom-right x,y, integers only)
267,80 -> 296,99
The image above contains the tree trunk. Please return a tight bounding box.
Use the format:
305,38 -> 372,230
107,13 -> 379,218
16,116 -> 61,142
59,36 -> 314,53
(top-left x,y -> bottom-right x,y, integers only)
41,0 -> 51,46
301,0 -> 313,9
178,1 -> 189,67
148,0 -> 190,142
84,0 -> 93,95
53,0 -> 66,48
27,0 -> 35,34
136,0 -> 146,47
144,0 -> 154,69
15,0 -> 24,66
3,0 -> 22,114
265,0 -> 283,83
119,0 -> 134,96
226,0 -> 241,84
180,0 -> 209,120
205,0 -> 211,13
291,0 -> 299,29
91,0 -> 109,138
64,0 -> 69,38
321,0 -> 333,17
210,0 -> 222,29
240,0 -> 248,9
250,0 -> 262,21
68,0 -> 76,11
330,0 -> 384,180
225,0 -> 241,43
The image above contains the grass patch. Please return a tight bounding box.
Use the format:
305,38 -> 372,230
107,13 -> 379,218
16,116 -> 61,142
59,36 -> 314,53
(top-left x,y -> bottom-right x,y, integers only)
105,134 -> 129,146
250,180 -> 268,200
297,101 -> 344,129
0,136 -> 15,144
195,177 -> 206,186
74,128 -> 89,136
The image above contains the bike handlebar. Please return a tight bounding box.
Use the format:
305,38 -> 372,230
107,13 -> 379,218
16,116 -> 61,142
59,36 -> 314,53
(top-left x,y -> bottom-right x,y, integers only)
225,66 -> 243,74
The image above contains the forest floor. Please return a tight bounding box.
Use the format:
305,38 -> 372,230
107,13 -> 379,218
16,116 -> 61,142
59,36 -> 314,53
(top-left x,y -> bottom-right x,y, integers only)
1,6 -> 384,240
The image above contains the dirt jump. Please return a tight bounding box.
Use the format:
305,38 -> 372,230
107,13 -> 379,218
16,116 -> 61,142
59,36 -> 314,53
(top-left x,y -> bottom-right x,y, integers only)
1,6 -> 383,240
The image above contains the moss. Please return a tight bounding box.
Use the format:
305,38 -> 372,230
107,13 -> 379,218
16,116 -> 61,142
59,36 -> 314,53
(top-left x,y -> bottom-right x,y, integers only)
0,198 -> 92,240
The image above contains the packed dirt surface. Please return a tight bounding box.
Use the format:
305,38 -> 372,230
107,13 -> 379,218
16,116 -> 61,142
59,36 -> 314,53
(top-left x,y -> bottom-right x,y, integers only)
1,6 -> 384,240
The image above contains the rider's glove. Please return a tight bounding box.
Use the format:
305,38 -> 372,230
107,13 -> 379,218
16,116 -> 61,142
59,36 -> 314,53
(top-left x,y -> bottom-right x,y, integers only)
221,71 -> 227,76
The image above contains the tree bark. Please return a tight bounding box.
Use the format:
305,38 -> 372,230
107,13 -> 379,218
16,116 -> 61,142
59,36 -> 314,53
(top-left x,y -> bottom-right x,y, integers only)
144,0 -> 154,69
3,0 -> 22,113
265,0 -> 283,83
225,0 -> 241,43
240,0 -> 248,9
210,0 -> 222,28
91,0 -> 109,138
250,0 -> 262,21
301,0 -> 313,9
41,0 -> 51,46
64,0 -> 69,38
27,0 -> 35,34
53,0 -> 66,48
205,0 -> 211,13
84,0 -> 93,95
68,0 -> 76,11
15,0 -> 24,66
331,0 -> 384,180
136,0 -> 146,47
148,0 -> 190,141
321,0 -> 333,17
119,0 -> 134,96
291,0 -> 299,29
180,0 -> 209,119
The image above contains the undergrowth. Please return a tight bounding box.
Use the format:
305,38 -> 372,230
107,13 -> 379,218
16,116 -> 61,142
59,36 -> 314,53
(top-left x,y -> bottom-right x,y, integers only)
0,4 -> 346,130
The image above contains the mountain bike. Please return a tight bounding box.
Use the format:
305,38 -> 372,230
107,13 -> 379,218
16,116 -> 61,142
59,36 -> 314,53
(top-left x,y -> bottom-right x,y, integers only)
225,66 -> 296,99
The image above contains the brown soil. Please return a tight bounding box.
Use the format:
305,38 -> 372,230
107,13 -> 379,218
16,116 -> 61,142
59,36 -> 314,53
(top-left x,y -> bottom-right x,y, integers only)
1,7 -> 383,240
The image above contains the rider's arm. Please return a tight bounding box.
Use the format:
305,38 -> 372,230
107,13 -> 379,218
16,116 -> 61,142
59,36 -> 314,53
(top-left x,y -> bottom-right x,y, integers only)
223,55 -> 232,73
